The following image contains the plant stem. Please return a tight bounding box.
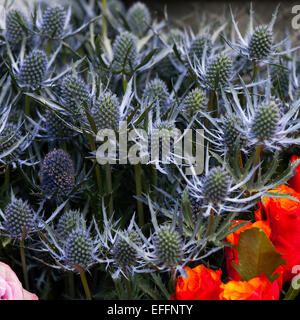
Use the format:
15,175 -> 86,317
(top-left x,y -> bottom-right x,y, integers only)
68,272 -> 75,298
252,61 -> 258,82
87,134 -> 103,195
239,152 -> 244,174
122,75 -> 128,93
123,274 -> 132,300
250,144 -> 263,185
25,95 -> 30,117
151,164 -> 158,202
134,164 -> 144,227
79,269 -> 92,300
102,0 -> 108,38
20,239 -> 29,290
4,165 -> 10,194
106,162 -> 113,217
204,208 -> 214,238
205,91 -> 215,128
284,283 -> 300,300
46,40 -> 52,57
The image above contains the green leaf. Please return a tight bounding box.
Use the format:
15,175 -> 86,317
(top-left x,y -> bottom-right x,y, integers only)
233,228 -> 287,282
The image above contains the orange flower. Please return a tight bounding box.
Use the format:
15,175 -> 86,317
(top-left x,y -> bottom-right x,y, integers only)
255,184 -> 300,282
172,264 -> 223,300
220,274 -> 280,300
224,220 -> 271,281
288,155 -> 300,193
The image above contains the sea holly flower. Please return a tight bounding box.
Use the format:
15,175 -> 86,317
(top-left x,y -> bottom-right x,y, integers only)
178,149 -> 264,217
90,91 -> 120,131
99,211 -> 148,279
56,209 -> 85,241
226,5 -> 300,64
126,2 -> 151,38
142,78 -> 171,113
201,82 -> 300,152
0,194 -> 39,241
60,74 -> 90,114
111,31 -> 140,75
40,217 -> 101,273
5,9 -> 29,45
40,149 -> 75,203
182,87 -> 207,118
39,5 -> 67,39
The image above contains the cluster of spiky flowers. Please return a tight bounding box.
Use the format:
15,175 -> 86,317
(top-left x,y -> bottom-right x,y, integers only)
0,0 -> 300,301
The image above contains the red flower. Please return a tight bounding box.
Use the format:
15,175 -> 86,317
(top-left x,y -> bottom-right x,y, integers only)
171,264 -> 223,300
288,155 -> 300,193
220,274 -> 280,300
255,184 -> 300,282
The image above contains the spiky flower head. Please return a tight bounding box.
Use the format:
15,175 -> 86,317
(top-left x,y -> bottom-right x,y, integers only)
2,197 -> 36,240
205,55 -> 232,90
45,110 -> 75,140
91,91 -> 120,131
108,0 -> 126,17
60,75 -> 90,112
112,231 -> 142,267
202,167 -> 231,204
40,149 -> 75,202
41,5 -> 66,38
271,65 -> 289,98
188,36 -> 212,62
112,31 -> 139,75
0,123 -> 22,161
17,50 -> 48,90
153,226 -> 183,266
126,2 -> 151,38
183,88 -> 206,116
64,228 -> 96,270
222,116 -> 246,149
251,102 -> 280,141
248,26 -> 273,60
143,79 -> 170,109
56,210 -> 84,240
5,9 -> 28,44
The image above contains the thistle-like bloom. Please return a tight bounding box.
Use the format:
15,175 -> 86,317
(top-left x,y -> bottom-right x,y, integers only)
152,225 -> 183,267
227,5 -> 300,63
56,209 -> 85,240
90,91 -> 120,131
199,81 -> 300,152
191,53 -> 233,91
16,50 -> 48,90
178,149 -> 266,216
40,5 -> 67,39
142,78 -> 171,112
60,74 -> 90,113
112,31 -> 140,75
42,219 -> 101,273
188,35 -> 212,65
0,123 -> 22,162
40,149 -> 75,202
5,9 -> 28,44
0,194 -> 38,240
126,2 -> 151,38
183,87 -> 207,118
43,110 -> 75,141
